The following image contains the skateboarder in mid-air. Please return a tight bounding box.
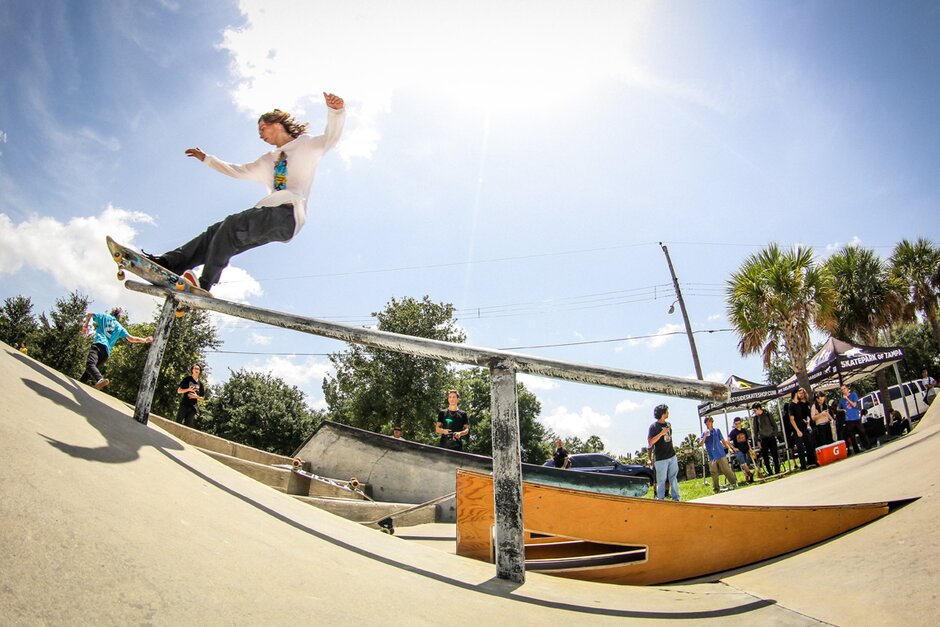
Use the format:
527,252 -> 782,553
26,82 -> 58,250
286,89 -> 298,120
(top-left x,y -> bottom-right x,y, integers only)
144,92 -> 346,292
81,308 -> 153,390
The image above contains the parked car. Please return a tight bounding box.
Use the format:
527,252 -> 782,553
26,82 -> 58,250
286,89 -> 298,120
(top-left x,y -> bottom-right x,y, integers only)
859,379 -> 930,425
544,453 -> 655,484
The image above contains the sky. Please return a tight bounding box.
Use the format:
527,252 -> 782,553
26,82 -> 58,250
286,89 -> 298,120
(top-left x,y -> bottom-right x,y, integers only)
1,0 -> 938,458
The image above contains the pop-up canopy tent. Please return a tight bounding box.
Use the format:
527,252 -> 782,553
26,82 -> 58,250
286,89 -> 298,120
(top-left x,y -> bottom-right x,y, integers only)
698,375 -> 780,418
777,337 -> 905,395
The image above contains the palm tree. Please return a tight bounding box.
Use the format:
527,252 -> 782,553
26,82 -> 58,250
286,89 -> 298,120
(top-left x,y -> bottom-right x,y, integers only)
825,245 -> 905,415
889,238 -> 940,348
726,244 -> 835,393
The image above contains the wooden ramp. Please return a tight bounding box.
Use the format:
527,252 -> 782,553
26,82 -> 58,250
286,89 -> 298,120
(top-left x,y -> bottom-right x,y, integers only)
456,468 -> 898,585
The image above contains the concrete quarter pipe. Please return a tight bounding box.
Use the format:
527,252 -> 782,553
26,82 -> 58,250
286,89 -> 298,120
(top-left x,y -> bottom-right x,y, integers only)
1,343 -> 937,624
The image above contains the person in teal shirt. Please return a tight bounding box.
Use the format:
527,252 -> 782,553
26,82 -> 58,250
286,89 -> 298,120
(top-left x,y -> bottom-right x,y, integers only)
80,308 -> 153,390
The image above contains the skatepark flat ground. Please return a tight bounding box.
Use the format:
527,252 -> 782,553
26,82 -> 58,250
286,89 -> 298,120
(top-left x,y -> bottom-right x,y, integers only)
1,343 -> 937,625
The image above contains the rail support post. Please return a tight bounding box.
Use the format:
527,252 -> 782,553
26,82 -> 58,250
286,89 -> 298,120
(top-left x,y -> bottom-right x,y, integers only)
133,295 -> 177,424
489,359 -> 525,583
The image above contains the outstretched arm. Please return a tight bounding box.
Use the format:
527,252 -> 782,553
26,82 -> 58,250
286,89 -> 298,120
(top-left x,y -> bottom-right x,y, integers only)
324,92 -> 344,110
126,335 -> 154,344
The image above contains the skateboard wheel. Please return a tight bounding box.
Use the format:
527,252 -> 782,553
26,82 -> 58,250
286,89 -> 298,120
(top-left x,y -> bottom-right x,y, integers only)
292,457 -> 304,469
116,269 -> 125,281
175,308 -> 186,318
175,280 -> 186,291
113,251 -> 122,261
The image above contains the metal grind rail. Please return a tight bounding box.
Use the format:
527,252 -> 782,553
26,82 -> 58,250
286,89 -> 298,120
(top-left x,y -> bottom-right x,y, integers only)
125,280 -> 729,583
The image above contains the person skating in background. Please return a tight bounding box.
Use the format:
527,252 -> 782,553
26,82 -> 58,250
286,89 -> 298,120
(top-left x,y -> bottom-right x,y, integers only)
80,308 -> 153,390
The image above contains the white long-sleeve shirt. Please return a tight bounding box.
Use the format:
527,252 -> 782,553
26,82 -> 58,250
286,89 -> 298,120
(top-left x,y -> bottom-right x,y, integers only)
202,107 -> 345,238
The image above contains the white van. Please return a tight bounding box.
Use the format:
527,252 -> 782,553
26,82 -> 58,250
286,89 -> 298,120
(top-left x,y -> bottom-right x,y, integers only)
859,379 -> 931,424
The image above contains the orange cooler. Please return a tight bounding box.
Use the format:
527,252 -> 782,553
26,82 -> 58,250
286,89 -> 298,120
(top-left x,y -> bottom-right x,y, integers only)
816,440 -> 846,466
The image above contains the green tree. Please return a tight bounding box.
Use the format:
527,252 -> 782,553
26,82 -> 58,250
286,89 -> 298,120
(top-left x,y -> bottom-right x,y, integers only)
887,320 -> 940,382
205,369 -> 319,456
584,435 -> 605,453
0,295 -> 39,350
451,367 -> 550,463
105,307 -> 221,418
726,244 -> 835,394
323,296 -> 466,441
31,291 -> 91,379
825,245 -> 906,415
889,238 -> 940,349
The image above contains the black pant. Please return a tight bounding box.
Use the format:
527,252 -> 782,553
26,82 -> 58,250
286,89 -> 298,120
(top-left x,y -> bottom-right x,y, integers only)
814,422 -> 834,447
163,204 -> 295,289
176,403 -> 197,427
759,436 -> 780,475
80,343 -> 109,384
844,420 -> 870,454
792,430 -> 817,468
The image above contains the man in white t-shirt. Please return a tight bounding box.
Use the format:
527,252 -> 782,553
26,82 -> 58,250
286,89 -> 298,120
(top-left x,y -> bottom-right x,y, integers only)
923,369 -> 937,405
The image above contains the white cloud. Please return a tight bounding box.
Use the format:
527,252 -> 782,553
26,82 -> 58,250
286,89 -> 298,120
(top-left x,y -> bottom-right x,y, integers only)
646,323 -> 685,348
0,206 -> 265,324
707,313 -> 723,322
244,355 -> 332,404
825,236 -> 862,253
615,398 -> 644,415
250,332 -> 272,346
219,1 -> 717,163
541,405 -> 612,439
518,373 -> 557,392
0,206 -> 158,319
704,371 -> 726,383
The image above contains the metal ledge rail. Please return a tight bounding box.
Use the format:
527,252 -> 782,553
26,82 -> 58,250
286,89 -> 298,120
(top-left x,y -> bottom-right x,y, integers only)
126,280 -> 728,584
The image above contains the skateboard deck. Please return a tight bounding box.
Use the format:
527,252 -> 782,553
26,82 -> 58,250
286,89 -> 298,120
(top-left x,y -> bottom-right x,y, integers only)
361,491 -> 456,535
106,236 -> 211,298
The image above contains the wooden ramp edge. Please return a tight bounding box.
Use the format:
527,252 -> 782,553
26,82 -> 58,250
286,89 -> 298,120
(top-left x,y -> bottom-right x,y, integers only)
456,468 -> 901,585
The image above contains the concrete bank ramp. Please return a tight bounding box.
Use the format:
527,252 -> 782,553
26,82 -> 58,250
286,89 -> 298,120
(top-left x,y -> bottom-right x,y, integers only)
0,342 -> 935,625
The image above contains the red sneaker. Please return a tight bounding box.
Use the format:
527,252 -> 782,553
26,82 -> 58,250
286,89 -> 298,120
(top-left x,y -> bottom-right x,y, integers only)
182,270 -> 199,287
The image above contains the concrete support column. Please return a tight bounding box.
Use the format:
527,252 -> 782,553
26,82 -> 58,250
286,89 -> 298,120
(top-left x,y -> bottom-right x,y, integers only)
489,359 -> 524,583
133,296 -> 177,424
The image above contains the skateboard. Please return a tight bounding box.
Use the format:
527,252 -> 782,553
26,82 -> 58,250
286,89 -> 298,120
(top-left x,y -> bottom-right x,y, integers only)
274,458 -> 373,501
360,491 -> 457,535
106,236 -> 210,314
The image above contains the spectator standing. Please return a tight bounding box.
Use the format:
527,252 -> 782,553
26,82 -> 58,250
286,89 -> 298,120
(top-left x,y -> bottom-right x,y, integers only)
392,425 -> 402,439
811,391 -> 834,447
436,390 -> 469,450
753,403 -> 781,476
647,404 -> 680,501
840,384 -> 869,454
788,388 -> 817,469
175,364 -> 205,427
698,416 -> 737,493
923,369 -> 937,405
551,438 -> 571,469
728,417 -> 756,483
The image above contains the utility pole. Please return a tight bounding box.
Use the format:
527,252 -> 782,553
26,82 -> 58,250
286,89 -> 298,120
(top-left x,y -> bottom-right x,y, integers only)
660,242 -> 704,381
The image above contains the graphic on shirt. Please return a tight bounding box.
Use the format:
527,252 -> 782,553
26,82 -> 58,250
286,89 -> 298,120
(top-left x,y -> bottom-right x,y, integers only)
273,153 -> 287,191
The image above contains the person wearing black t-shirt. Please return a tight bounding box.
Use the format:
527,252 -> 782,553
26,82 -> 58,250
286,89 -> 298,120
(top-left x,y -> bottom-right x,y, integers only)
647,404 -> 680,501
176,364 -> 205,427
436,389 -> 469,450
551,438 -> 571,468
787,388 -> 817,469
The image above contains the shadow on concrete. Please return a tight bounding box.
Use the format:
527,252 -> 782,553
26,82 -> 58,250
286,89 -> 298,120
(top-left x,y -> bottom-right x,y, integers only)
12,351 -> 182,464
